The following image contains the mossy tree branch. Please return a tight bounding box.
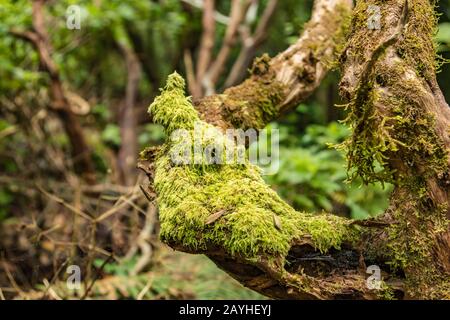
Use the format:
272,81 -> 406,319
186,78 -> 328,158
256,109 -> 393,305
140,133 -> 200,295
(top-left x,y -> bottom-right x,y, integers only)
195,0 -> 354,130
141,0 -> 449,299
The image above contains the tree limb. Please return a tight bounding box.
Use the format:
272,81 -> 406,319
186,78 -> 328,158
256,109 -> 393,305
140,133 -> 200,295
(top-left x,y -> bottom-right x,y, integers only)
203,0 -> 252,95
195,0 -> 352,130
143,0 -> 402,300
10,0 -> 96,183
194,0 -> 216,98
224,0 -> 279,87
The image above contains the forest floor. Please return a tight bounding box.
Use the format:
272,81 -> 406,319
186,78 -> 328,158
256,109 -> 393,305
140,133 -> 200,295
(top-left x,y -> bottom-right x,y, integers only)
0,241 -> 264,300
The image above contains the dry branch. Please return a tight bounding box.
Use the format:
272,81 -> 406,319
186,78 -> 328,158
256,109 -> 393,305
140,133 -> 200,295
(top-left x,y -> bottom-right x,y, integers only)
10,0 -> 96,182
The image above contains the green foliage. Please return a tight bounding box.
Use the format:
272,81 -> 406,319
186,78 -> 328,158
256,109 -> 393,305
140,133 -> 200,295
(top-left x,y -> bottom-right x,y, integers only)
436,23 -> 450,51
101,124 -> 121,147
138,124 -> 165,148
0,188 -> 12,222
91,252 -> 264,300
265,122 -> 391,219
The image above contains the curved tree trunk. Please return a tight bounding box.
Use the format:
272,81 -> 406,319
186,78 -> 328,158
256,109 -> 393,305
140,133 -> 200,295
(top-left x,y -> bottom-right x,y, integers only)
140,0 -> 450,299
339,0 -> 450,298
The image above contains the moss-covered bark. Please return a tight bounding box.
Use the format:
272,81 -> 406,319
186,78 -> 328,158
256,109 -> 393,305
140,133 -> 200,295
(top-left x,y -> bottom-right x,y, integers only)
142,73 -> 388,299
340,0 -> 450,298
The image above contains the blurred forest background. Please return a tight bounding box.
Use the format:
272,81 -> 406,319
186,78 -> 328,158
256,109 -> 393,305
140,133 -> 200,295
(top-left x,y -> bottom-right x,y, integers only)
0,0 -> 449,299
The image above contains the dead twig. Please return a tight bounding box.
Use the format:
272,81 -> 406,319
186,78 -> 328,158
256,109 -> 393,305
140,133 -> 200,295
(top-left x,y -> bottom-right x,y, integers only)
80,254 -> 114,300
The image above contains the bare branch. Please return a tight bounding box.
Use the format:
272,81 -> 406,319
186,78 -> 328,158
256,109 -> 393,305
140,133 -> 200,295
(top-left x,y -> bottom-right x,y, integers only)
194,0 -> 216,98
204,0 -> 252,94
196,0 -> 353,130
180,0 -> 230,25
10,0 -> 96,182
225,0 -> 278,87
183,49 -> 197,96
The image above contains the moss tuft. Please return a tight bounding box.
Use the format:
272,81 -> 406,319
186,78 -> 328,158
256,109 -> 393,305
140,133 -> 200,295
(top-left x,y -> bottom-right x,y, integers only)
148,71 -> 199,135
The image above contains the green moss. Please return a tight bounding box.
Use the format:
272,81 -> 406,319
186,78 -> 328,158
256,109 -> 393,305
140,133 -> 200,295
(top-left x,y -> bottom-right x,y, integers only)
329,2 -> 353,69
145,72 -> 359,264
148,72 -> 199,135
221,72 -> 286,130
340,0 -> 448,186
339,1 -> 450,298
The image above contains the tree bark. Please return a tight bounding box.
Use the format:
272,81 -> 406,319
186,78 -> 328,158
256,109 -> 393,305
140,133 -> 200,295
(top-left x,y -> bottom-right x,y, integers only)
116,41 -> 141,186
339,0 -> 450,298
194,0 -> 352,130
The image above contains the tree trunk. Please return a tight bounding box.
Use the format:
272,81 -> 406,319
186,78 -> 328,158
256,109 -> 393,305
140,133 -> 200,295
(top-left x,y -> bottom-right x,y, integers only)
339,0 -> 450,298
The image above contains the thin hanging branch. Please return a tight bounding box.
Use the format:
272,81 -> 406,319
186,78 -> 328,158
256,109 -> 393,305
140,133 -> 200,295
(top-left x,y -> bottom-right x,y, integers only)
193,0 -> 216,98
203,0 -> 252,95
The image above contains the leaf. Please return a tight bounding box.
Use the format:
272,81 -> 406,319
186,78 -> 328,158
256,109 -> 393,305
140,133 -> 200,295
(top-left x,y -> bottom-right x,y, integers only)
205,209 -> 228,225
273,214 -> 282,231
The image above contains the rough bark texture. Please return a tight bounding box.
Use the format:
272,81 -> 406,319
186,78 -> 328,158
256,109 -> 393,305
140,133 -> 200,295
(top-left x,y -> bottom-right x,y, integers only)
195,0 -> 352,130
339,0 -> 450,298
140,0 -> 450,299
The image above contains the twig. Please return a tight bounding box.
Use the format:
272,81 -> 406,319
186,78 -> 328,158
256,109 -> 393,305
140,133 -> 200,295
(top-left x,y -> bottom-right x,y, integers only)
204,0 -> 251,94
94,193 -> 141,222
80,254 -> 114,300
183,49 -> 197,96
37,185 -> 94,222
42,279 -> 63,300
225,0 -> 278,87
1,259 -> 24,297
137,276 -> 154,300
180,0 -> 229,24
41,258 -> 69,299
194,0 -> 216,98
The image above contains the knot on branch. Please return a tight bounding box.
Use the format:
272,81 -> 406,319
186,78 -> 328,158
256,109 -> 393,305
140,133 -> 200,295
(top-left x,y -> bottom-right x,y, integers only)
250,53 -> 272,76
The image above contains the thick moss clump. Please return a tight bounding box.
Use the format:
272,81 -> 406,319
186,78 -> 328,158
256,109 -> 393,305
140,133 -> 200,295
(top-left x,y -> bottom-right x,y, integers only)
150,72 -> 200,135
144,73 -> 358,263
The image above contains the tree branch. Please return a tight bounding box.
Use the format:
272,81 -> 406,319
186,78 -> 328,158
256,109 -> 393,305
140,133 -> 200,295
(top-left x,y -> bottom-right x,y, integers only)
203,0 -> 252,95
224,0 -> 279,87
195,0 -> 352,130
193,0 -> 216,98
116,39 -> 141,186
338,0 -> 450,298
142,0 -> 405,300
10,0 -> 96,183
